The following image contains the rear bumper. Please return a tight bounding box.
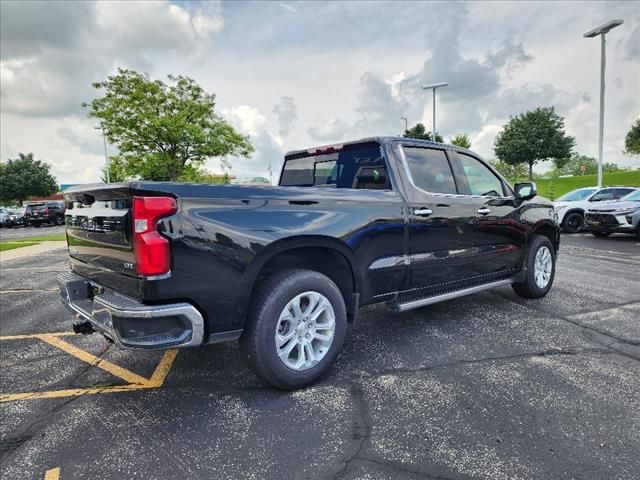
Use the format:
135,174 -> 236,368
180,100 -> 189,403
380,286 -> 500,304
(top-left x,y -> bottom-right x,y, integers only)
57,271 -> 205,349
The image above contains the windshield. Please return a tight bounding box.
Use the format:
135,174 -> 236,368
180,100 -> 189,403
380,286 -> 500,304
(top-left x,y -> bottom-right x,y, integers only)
621,190 -> 640,202
280,142 -> 390,190
556,188 -> 597,202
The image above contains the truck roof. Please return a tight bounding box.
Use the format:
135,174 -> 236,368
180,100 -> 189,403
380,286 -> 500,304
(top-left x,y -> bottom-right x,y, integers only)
284,136 -> 469,158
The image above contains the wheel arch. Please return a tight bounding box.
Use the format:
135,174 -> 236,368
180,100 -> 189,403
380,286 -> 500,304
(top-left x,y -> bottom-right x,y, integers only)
530,220 -> 560,253
234,236 -> 362,327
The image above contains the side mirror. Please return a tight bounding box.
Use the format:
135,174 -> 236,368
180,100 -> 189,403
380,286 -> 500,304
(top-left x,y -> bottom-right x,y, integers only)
514,182 -> 537,200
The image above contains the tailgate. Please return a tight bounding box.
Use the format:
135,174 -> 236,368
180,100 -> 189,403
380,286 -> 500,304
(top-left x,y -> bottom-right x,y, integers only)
64,185 -> 135,276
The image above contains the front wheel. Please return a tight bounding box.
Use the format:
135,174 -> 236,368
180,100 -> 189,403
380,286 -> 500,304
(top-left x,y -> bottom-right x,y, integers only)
240,269 -> 347,389
591,230 -> 611,238
512,236 -> 556,299
561,211 -> 584,233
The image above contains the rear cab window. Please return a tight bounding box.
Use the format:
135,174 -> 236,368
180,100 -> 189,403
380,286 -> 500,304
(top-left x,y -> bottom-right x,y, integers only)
280,141 -> 391,190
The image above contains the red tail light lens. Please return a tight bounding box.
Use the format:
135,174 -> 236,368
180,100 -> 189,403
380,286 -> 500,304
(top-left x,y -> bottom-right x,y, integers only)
132,196 -> 177,276
43,209 -> 49,215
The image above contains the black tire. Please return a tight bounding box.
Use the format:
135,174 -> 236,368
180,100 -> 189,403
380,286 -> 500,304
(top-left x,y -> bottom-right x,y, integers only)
240,269 -> 347,389
55,215 -> 64,226
591,230 -> 611,238
512,235 -> 556,299
561,211 -> 584,233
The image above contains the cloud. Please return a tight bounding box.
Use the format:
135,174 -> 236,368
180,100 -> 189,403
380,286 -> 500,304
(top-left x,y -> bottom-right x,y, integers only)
308,118 -> 351,142
0,0 -> 224,117
273,97 -> 297,137
277,2 -> 298,14
623,20 -> 640,61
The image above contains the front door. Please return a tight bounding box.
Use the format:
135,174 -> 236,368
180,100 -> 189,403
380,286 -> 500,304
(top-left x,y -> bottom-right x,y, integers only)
399,145 -> 478,293
452,151 -> 524,277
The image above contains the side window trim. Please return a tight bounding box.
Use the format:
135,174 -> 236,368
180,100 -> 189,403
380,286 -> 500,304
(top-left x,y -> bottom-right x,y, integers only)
396,144 -> 462,197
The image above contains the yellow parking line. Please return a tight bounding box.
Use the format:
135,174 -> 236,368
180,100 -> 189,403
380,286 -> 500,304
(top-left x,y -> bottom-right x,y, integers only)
44,467 -> 60,480
0,332 -> 74,341
1,383 -> 159,403
0,331 -> 179,403
36,334 -> 150,385
147,349 -> 179,386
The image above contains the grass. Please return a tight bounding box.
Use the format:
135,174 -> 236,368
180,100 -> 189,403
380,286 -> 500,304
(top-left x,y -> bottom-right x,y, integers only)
4,234 -> 67,242
0,234 -> 66,252
0,241 -> 40,251
535,170 -> 640,200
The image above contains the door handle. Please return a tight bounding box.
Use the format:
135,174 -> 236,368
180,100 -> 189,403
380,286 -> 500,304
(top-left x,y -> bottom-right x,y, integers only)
477,207 -> 491,215
414,208 -> 433,217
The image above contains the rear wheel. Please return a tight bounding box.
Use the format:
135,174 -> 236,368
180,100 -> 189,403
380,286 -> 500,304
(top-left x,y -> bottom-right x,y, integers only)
240,269 -> 347,389
591,230 -> 611,238
512,236 -> 556,299
55,215 -> 64,226
561,211 -> 584,233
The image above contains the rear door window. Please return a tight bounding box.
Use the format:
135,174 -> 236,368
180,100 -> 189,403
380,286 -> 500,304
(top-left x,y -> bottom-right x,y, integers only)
590,189 -> 616,202
402,147 -> 457,194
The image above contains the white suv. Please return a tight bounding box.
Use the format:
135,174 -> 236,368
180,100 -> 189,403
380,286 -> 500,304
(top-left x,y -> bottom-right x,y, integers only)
554,186 -> 636,233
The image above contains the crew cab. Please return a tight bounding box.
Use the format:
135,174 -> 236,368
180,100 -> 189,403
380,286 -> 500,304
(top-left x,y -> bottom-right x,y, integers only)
58,137 -> 559,388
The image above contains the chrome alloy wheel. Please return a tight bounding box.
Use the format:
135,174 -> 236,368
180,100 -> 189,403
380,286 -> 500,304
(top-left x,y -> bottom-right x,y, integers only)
275,291 -> 336,371
534,246 -> 553,289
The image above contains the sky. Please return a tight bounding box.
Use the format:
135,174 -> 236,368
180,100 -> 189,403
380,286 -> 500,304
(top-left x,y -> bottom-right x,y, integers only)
1,0 -> 639,184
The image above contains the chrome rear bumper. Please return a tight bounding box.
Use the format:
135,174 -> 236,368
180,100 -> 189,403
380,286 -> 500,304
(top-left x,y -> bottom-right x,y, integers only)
57,271 -> 204,349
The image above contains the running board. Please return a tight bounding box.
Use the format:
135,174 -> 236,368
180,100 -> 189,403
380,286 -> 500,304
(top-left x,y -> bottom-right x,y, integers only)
393,278 -> 515,312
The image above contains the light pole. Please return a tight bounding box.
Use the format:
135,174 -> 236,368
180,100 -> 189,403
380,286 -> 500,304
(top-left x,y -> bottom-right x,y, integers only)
421,82 -> 448,142
584,19 -> 623,188
94,124 -> 110,183
401,116 -> 408,132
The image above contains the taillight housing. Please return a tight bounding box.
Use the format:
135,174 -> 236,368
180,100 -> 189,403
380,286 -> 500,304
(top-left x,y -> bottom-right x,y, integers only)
132,196 -> 177,276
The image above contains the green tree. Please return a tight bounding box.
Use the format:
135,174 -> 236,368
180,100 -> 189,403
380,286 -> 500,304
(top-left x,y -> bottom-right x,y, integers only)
554,154 -> 620,176
84,68 -> 254,181
0,153 -> 58,206
100,156 -> 129,183
403,123 -> 443,142
449,133 -> 471,149
494,107 -> 575,180
624,118 -> 640,157
489,159 -> 528,184
177,165 -> 231,184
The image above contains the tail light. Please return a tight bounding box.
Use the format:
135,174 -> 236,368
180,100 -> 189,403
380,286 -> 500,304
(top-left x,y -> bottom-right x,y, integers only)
132,196 -> 177,276
43,209 -> 49,215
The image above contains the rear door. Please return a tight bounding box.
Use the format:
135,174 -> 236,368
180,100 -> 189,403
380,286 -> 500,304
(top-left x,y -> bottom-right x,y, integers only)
451,151 -> 523,277
398,144 -> 478,292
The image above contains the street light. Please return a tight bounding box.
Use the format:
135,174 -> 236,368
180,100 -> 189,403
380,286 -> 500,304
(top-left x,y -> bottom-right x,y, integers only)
421,82 -> 448,142
401,116 -> 408,132
94,124 -> 110,183
584,19 -> 624,188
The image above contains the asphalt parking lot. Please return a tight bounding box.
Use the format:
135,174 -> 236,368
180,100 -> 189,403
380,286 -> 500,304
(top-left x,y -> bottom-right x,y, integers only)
1,234 -> 638,480
0,225 -> 66,241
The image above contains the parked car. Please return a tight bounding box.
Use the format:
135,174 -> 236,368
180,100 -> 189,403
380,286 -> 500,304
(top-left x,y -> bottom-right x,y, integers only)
4,207 -> 26,228
554,186 -> 637,233
24,201 -> 66,227
58,137 -> 559,389
0,208 -> 11,227
585,189 -> 640,238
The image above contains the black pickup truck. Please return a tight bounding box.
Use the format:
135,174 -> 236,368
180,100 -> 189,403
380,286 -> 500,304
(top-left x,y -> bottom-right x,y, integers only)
59,137 -> 559,388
